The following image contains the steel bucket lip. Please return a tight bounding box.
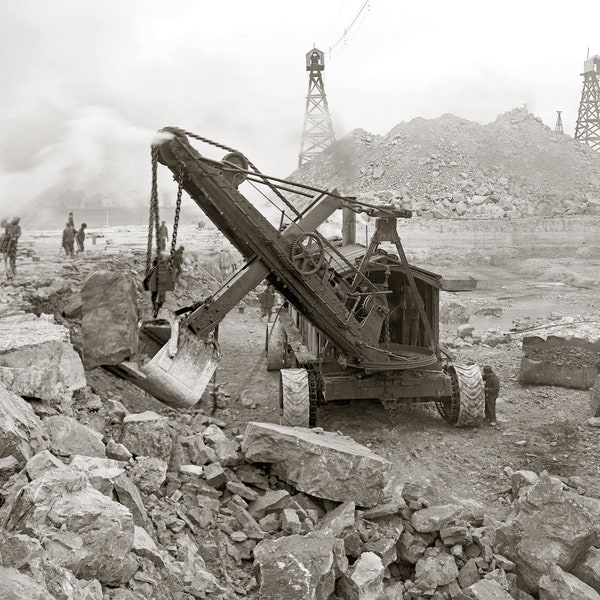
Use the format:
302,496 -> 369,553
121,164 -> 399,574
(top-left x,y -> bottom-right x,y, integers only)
140,327 -> 219,408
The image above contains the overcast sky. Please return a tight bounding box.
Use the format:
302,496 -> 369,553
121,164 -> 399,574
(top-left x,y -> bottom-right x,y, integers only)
1,0 -> 599,210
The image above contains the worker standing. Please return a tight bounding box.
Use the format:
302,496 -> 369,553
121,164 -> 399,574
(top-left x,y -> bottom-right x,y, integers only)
62,222 -> 75,258
259,285 -> 275,322
172,245 -> 184,281
0,218 -> 9,276
6,217 -> 21,278
76,223 -> 87,254
158,221 -> 169,252
482,365 -> 500,426
145,252 -> 174,318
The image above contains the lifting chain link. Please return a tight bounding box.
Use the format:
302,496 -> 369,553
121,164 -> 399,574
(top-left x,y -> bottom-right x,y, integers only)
146,145 -> 160,275
170,166 -> 184,256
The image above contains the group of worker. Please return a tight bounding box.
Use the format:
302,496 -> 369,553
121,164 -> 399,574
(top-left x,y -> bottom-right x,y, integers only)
62,212 -> 87,258
0,217 -> 21,279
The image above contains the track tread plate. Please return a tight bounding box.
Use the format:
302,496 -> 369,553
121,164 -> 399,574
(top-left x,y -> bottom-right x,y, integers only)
453,364 -> 485,427
280,368 -> 310,427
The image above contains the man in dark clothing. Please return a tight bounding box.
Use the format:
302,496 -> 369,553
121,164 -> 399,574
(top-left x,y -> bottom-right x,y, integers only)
172,245 -> 184,280
76,223 -> 87,253
482,365 -> 500,426
7,217 -> 21,277
0,218 -> 9,276
62,222 -> 75,258
259,285 -> 275,322
158,221 -> 169,252
145,253 -> 175,318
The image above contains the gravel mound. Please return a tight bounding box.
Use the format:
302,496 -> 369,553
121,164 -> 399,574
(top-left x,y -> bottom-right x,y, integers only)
289,107 -> 600,219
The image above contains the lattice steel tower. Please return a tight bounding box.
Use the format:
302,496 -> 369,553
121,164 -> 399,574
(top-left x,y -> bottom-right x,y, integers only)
298,48 -> 336,167
575,55 -> 600,151
554,111 -> 564,134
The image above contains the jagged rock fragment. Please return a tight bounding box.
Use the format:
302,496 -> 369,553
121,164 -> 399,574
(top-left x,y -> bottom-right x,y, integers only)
253,531 -> 343,600
120,411 -> 172,461
0,381 -> 49,466
43,415 -> 105,458
242,422 -> 391,507
81,271 -> 139,369
0,314 -> 86,406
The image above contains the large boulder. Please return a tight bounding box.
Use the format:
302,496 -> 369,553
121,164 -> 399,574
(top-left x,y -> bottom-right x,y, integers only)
242,422 -> 391,508
43,415 -> 105,458
494,472 -> 600,593
81,271 -> 139,369
0,314 -> 85,406
0,381 -> 49,466
1,466 -> 135,584
253,531 -> 345,600
573,547 -> 600,593
119,411 -> 172,461
439,299 -> 470,325
0,566 -> 54,600
538,564 -> 600,600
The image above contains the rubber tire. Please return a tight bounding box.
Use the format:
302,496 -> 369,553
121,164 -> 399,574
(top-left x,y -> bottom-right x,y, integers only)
453,364 -> 486,427
280,368 -> 310,427
266,320 -> 288,371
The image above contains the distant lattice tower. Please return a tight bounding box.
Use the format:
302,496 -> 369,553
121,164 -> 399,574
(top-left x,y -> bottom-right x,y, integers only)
554,111 -> 564,134
575,55 -> 600,151
298,48 -> 336,167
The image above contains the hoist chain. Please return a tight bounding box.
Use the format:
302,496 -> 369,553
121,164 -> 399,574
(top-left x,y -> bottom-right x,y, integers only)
146,145 -> 160,275
170,166 -> 184,256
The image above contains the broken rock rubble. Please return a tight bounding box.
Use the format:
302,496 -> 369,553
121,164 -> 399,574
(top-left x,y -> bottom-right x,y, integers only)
2,397 -> 600,599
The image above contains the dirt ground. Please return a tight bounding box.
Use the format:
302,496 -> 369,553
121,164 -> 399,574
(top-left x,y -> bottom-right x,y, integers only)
8,224 -> 600,521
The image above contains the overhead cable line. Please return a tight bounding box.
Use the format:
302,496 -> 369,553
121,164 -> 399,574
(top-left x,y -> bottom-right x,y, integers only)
325,0 -> 372,59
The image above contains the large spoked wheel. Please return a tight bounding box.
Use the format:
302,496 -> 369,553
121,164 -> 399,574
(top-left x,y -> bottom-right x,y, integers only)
436,364 -> 485,427
290,233 -> 324,275
266,320 -> 289,371
280,368 -> 317,427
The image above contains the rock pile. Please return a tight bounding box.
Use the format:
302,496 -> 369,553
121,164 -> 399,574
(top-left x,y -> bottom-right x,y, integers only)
3,372 -> 600,600
289,108 -> 600,219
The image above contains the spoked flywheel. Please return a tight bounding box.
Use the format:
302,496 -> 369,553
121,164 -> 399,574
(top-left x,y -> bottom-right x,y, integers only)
290,233 -> 324,276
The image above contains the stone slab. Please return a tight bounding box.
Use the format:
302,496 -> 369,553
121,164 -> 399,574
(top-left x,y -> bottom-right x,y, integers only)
43,415 -> 105,458
0,381 -> 49,466
81,271 -> 139,369
242,422 -> 391,508
0,314 -> 85,405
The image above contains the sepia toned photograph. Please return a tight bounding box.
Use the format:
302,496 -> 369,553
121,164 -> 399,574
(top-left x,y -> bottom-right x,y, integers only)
0,1 -> 600,598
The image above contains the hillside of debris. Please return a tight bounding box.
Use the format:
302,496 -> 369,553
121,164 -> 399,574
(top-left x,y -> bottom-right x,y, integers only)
289,107 -> 600,219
